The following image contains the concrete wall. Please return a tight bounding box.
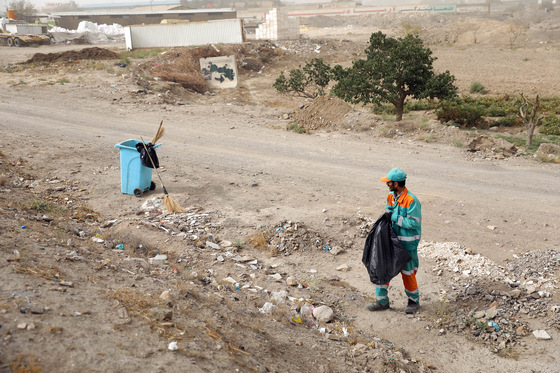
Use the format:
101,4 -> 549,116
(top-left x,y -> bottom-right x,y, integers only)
255,8 -> 299,40
55,9 -> 236,30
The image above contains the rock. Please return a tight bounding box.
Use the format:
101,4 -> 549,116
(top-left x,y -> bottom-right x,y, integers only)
326,334 -> 344,341
313,305 -> 334,323
269,273 -> 282,282
27,323 -> 36,330
149,254 -> 167,265
30,306 -> 44,314
532,330 -> 552,340
158,309 -> 173,321
168,341 -> 178,351
100,219 -> 117,228
223,277 -> 237,285
286,276 -> 298,286
206,241 -> 220,250
535,143 -> 560,161
233,256 -> 254,263
17,323 -> 27,329
508,289 -> 521,298
160,290 -> 173,303
329,246 -> 345,256
473,311 -> 485,319
336,263 -> 350,272
117,307 -> 129,320
485,306 -> 498,319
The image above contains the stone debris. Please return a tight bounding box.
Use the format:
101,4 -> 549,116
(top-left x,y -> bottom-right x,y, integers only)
265,220 -> 348,256
312,305 -> 334,323
286,276 -> 298,286
420,242 -> 560,350
336,263 -> 350,272
532,330 -> 552,340
149,254 -> 167,265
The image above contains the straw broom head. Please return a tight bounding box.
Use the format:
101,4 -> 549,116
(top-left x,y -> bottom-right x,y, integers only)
164,194 -> 186,213
151,121 -> 165,144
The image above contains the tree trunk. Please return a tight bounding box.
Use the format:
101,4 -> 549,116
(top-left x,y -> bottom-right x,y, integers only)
526,121 -> 536,147
394,98 -> 405,121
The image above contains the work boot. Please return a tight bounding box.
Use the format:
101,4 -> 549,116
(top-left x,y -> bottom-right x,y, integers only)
366,302 -> 390,311
404,299 -> 420,314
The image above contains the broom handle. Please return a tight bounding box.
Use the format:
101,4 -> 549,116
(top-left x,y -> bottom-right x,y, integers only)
140,137 -> 168,195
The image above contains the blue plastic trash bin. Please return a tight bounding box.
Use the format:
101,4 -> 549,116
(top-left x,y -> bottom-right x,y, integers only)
115,139 -> 161,197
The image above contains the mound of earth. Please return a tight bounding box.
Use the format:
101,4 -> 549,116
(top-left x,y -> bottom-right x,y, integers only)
290,96 -> 380,132
25,47 -> 121,63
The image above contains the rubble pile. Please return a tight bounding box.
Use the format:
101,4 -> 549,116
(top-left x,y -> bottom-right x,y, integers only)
138,204 -> 223,244
420,241 -> 559,351
506,248 -> 560,280
266,219 -> 347,255
419,241 -> 507,278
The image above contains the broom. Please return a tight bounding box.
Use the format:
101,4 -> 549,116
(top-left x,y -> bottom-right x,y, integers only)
140,137 -> 186,213
151,120 -> 165,145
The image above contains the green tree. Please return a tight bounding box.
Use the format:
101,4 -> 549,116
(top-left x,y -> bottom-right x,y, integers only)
273,58 -> 332,98
8,0 -> 38,22
331,32 -> 457,121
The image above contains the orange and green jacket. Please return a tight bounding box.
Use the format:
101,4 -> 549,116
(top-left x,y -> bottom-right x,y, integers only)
386,187 -> 422,251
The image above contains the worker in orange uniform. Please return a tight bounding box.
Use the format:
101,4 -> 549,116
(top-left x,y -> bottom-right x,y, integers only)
366,168 -> 422,314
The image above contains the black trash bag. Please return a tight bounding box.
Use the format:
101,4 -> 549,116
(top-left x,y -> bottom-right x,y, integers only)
135,142 -> 159,169
362,213 -> 412,285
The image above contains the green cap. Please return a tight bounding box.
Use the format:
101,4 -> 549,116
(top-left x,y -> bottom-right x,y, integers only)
380,168 -> 407,182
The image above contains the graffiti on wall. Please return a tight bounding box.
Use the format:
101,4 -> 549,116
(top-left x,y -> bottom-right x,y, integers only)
199,55 -> 238,89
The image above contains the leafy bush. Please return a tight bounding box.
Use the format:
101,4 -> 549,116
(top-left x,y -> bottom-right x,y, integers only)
493,116 -> 521,127
540,115 -> 560,135
273,58 -> 332,98
435,100 -> 486,127
405,100 -> 436,111
469,81 -> 488,94
287,122 -> 307,134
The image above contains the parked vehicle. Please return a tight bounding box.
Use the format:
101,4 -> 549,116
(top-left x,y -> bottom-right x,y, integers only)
0,23 -> 51,47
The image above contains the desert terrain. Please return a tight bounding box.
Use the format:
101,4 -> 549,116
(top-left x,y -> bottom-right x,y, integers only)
1,8 -> 560,373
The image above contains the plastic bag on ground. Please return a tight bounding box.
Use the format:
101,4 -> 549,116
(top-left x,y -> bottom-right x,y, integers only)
362,213 -> 412,285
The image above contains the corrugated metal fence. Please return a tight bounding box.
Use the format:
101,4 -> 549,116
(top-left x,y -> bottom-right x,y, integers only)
125,19 -> 244,50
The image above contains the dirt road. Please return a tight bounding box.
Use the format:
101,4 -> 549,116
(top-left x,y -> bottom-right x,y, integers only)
2,84 -> 558,265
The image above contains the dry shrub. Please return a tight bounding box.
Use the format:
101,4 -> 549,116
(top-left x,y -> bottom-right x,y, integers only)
247,230 -> 269,251
10,354 -> 41,373
11,264 -> 65,281
240,58 -> 262,72
108,288 -> 160,315
140,42 -> 284,93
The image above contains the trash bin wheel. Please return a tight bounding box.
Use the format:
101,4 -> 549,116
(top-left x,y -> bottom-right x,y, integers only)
133,188 -> 143,197
149,181 -> 156,191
